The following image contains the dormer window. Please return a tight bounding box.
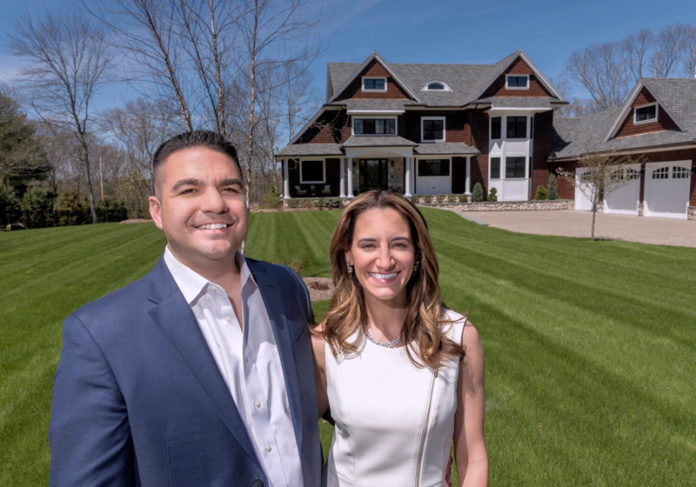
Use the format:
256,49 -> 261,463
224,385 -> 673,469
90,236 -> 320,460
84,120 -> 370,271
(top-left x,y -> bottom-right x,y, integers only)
362,77 -> 386,92
634,103 -> 657,124
506,74 -> 529,90
422,81 -> 451,91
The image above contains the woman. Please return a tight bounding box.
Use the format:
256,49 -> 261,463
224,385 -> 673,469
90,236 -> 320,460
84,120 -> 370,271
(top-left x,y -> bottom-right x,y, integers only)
311,190 -> 487,486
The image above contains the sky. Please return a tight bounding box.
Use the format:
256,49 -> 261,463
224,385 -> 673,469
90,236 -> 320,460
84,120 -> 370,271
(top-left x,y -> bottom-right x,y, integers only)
1,0 -> 695,111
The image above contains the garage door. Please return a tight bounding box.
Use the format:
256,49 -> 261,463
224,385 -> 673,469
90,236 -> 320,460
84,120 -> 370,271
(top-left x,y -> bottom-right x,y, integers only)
644,161 -> 691,219
574,168 -> 595,211
604,164 -> 640,215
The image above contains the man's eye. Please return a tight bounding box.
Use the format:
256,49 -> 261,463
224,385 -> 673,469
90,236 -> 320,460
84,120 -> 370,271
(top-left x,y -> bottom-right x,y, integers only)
179,188 -> 196,195
222,186 -> 241,194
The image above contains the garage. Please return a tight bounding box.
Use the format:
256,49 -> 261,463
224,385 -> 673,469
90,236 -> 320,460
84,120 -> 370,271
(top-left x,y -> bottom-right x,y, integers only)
574,168 -> 595,211
644,161 -> 692,219
603,164 -> 641,215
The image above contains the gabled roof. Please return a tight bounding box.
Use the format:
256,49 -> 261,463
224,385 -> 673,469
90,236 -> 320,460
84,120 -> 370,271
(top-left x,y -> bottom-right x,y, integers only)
551,78 -> 696,160
326,51 -> 421,104
326,49 -> 565,107
604,79 -> 686,141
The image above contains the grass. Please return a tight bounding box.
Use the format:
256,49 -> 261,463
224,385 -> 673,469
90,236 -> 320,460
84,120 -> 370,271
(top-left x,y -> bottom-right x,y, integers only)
1,209 -> 695,485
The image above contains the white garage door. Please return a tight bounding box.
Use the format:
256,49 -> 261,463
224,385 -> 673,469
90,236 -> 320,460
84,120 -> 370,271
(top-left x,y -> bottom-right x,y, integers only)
644,161 -> 691,219
574,168 -> 595,211
604,164 -> 641,215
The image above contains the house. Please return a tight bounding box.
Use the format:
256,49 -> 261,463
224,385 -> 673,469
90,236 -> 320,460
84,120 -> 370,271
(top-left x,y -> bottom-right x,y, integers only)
276,51 -> 696,219
276,50 -> 566,202
549,78 -> 696,219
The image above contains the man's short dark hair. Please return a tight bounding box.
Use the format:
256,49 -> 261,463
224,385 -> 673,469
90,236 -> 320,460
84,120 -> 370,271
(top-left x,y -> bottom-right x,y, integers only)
152,130 -> 242,190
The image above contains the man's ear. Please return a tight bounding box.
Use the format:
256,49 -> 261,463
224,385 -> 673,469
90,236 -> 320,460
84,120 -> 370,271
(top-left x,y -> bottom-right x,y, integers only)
148,196 -> 164,230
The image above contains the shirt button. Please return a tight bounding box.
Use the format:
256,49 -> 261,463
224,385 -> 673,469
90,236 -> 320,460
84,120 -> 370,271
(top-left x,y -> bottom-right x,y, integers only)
264,444 -> 272,452
209,287 -> 217,293
255,400 -> 261,408
225,316 -> 232,323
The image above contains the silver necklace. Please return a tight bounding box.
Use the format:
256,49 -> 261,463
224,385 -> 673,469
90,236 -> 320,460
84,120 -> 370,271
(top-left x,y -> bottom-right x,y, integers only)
364,327 -> 402,348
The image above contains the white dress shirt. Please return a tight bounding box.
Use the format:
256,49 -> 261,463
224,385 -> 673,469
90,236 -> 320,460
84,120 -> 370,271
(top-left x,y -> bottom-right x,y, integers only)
164,248 -> 303,487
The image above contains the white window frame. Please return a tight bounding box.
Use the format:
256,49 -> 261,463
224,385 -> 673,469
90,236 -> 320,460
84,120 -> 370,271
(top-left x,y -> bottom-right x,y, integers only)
421,81 -> 451,91
505,74 -> 529,90
490,116 -> 502,140
361,76 -> 387,92
421,116 -> 446,142
634,102 -> 658,124
504,155 -> 528,179
489,156 -> 501,180
299,159 -> 325,183
352,116 -> 398,136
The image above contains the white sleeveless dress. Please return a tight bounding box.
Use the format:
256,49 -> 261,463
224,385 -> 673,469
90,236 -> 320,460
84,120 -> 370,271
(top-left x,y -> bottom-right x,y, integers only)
324,310 -> 466,487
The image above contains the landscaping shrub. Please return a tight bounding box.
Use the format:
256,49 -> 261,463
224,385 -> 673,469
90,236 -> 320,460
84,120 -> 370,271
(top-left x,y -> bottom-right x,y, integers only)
458,193 -> 468,203
488,187 -> 498,202
548,173 -> 559,200
0,180 -> 21,229
472,183 -> 484,202
261,187 -> 282,209
21,186 -> 57,228
422,194 -> 432,204
55,191 -> 91,226
535,185 -> 547,200
97,199 -> 128,223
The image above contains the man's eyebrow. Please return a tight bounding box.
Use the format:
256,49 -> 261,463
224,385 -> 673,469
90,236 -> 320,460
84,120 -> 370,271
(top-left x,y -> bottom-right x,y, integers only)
171,178 -> 200,192
220,178 -> 244,187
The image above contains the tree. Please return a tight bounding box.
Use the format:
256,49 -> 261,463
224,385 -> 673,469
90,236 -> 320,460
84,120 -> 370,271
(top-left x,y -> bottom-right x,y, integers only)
556,145 -> 646,240
9,13 -> 112,224
0,87 -> 48,197
547,173 -> 559,200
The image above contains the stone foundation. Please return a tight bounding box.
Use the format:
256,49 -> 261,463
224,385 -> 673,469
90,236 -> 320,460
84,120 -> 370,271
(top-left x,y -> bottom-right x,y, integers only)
688,206 -> 696,220
420,199 -> 574,211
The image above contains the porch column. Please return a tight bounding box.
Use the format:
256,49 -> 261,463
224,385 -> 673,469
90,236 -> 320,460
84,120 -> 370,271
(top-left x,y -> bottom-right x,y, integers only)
347,157 -> 354,198
339,158 -> 346,198
283,158 -> 290,199
404,157 -> 412,197
465,156 -> 471,195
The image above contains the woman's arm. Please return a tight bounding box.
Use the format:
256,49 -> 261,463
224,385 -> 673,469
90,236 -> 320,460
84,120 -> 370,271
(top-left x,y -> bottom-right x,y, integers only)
454,322 -> 488,487
310,326 -> 329,417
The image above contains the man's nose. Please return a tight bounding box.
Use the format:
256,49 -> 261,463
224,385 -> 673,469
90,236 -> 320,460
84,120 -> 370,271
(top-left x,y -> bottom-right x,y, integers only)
200,187 -> 228,212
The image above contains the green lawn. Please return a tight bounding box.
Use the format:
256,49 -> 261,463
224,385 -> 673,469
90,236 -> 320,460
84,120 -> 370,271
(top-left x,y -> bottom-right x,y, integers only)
1,209 -> 695,486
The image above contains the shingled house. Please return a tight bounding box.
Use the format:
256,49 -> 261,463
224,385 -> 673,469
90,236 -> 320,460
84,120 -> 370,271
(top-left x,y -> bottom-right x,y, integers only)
277,51 -> 696,219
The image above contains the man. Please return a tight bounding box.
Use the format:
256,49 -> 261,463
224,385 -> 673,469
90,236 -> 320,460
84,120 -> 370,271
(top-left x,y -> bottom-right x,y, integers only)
49,130 -> 321,486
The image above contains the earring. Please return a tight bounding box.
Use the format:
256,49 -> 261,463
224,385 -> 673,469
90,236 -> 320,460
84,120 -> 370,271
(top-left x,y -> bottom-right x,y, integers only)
413,261 -> 419,272
346,262 -> 353,274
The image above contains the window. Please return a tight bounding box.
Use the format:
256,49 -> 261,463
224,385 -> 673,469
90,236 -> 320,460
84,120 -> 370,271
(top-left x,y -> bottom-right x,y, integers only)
626,169 -> 640,180
353,118 -> 396,135
634,103 -> 657,124
421,117 -> 445,141
490,157 -> 501,179
362,77 -> 386,91
505,157 -> 526,178
673,166 -> 689,179
507,116 -> 527,138
300,160 -> 325,183
651,166 -> 669,179
580,171 -> 595,183
506,74 -> 529,89
491,117 -> 501,139
418,159 -> 450,176
610,169 -> 624,181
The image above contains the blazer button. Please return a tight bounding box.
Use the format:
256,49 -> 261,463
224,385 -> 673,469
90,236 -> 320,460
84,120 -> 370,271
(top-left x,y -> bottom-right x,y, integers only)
251,479 -> 264,487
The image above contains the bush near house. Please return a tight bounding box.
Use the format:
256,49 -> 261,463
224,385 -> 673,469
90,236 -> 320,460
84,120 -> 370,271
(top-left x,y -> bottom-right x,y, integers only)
488,187 -> 498,202
535,185 -> 548,200
548,173 -> 559,200
472,182 -> 484,202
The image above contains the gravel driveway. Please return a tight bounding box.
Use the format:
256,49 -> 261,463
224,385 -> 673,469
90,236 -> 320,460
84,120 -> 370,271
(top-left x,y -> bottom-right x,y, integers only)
452,209 -> 696,248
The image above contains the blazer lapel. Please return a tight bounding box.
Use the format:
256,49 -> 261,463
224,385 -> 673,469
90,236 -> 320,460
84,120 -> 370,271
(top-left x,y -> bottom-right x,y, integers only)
248,261 -> 304,451
145,259 -> 259,464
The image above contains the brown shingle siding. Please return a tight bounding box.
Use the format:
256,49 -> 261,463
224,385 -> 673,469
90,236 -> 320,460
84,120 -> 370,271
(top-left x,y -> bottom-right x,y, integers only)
614,87 -> 680,138
482,58 -> 553,98
335,60 -> 411,100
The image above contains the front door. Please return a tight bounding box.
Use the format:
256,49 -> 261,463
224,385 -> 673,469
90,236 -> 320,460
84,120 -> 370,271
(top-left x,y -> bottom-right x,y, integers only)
359,159 -> 388,192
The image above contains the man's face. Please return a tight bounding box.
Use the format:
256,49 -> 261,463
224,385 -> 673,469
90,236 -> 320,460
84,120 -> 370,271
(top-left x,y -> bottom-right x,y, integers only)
149,146 -> 248,275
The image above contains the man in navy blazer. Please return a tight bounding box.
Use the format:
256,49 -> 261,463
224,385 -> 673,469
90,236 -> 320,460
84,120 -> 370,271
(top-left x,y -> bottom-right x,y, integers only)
49,131 -> 322,486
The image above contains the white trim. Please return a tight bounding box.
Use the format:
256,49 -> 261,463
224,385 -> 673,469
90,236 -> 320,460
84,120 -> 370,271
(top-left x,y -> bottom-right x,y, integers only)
505,74 -> 529,90
487,106 -> 551,113
633,102 -> 658,125
361,76 -> 387,92
421,116 -> 446,142
283,159 -> 290,199
299,159 -> 326,184
352,115 -> 398,136
346,109 -> 404,115
489,155 -> 502,180
465,157 -> 471,195
421,80 -> 452,91
549,143 -> 696,162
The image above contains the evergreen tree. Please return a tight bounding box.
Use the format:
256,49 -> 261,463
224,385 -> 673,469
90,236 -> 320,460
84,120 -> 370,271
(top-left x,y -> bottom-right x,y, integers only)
548,173 -> 559,200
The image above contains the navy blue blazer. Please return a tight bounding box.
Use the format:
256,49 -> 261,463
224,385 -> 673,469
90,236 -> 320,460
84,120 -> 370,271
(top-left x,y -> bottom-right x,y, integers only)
49,256 -> 321,486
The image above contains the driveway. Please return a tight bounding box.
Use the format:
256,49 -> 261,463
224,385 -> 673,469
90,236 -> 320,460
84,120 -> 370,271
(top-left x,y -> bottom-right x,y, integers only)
452,209 -> 696,248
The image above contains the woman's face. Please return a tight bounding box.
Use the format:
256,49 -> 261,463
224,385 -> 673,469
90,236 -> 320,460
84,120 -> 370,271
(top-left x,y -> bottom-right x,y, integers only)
345,207 -> 416,307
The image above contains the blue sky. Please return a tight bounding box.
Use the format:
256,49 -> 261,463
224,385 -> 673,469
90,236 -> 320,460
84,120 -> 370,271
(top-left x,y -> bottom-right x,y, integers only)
1,0 -> 695,109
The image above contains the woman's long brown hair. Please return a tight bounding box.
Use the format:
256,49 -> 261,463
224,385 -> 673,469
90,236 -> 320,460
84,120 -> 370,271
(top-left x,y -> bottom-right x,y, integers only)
320,190 -> 465,369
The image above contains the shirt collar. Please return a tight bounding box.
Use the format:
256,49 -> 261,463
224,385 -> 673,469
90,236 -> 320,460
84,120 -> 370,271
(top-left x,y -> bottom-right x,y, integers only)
163,247 -> 257,305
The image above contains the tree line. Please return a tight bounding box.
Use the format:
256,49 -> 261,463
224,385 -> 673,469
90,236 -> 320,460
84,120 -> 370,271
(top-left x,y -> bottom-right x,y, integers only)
1,0 -> 319,229
561,22 -> 696,115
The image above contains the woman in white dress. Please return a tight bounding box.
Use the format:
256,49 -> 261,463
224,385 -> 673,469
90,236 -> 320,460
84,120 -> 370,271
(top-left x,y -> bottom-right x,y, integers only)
311,190 -> 487,487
